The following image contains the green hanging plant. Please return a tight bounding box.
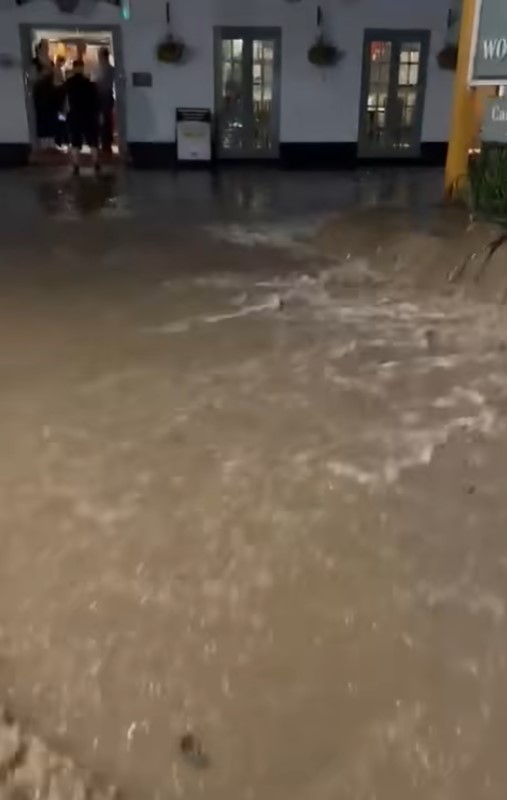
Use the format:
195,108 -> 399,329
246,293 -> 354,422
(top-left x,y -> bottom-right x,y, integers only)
157,34 -> 186,64
308,34 -> 344,67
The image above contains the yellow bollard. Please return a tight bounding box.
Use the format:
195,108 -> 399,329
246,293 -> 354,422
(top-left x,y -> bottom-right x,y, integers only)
444,0 -> 478,197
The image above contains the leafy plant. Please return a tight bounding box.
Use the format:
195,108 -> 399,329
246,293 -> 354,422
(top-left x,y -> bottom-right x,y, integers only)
157,35 -> 186,64
469,146 -> 507,225
308,35 -> 343,67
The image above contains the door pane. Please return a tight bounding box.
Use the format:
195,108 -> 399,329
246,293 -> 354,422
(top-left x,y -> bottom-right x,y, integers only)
366,41 -> 392,146
394,43 -> 422,150
252,39 -> 275,152
221,39 -> 244,152
398,42 -> 421,86
393,89 -> 417,149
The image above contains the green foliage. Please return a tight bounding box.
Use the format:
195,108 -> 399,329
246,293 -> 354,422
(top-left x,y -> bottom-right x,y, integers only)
469,146 -> 507,225
157,36 -> 185,64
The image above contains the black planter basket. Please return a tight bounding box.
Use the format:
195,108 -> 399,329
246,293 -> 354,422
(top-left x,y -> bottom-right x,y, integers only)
157,37 -> 186,64
308,36 -> 344,67
437,44 -> 458,71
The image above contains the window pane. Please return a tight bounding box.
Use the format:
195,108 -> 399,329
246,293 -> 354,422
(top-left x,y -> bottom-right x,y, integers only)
398,64 -> 409,85
221,39 -> 244,152
401,43 -> 421,63
252,39 -> 275,150
370,41 -> 391,63
408,64 -> 419,85
366,41 -> 391,145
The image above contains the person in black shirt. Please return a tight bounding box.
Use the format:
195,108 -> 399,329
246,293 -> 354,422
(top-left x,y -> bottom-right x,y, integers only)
65,59 -> 100,175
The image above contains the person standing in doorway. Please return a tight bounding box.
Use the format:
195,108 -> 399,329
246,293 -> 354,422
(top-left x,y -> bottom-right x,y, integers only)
32,39 -> 56,149
53,55 -> 68,149
76,40 -> 88,72
96,47 -> 115,156
65,59 -> 100,175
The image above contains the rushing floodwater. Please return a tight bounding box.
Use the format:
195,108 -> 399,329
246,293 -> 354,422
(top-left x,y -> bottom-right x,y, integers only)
1,172 -> 507,798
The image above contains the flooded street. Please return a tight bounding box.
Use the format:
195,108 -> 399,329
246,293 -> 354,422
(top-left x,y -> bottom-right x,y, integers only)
1,168 -> 507,799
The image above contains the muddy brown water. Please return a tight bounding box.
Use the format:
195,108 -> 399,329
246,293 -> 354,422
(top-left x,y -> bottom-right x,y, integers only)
1,188 -> 507,799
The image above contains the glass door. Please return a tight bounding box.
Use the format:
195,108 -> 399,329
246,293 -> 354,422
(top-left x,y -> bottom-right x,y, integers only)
215,28 -> 281,159
358,30 -> 430,158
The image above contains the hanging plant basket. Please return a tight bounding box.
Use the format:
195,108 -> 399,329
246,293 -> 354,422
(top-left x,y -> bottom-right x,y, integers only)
308,35 -> 343,67
157,35 -> 186,64
54,0 -> 80,12
437,44 -> 458,71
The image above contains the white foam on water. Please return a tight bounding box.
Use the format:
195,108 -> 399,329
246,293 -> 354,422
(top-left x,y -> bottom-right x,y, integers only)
416,578 -> 506,623
327,341 -> 358,360
327,461 -> 379,487
327,406 -> 498,490
205,295 -> 282,323
147,320 -> 192,335
204,220 -> 319,253
145,293 -> 282,335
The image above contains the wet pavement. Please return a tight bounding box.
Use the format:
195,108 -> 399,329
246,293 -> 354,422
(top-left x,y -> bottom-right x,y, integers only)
0,165 -> 443,230
1,167 -> 507,800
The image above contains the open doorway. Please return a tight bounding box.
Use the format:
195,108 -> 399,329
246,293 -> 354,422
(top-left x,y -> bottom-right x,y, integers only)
19,24 -> 127,167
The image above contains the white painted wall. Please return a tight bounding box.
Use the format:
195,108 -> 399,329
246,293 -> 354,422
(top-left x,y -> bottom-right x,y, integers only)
0,0 -> 453,146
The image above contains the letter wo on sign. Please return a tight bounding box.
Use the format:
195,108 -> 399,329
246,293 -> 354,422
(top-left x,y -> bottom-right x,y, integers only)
483,38 -> 507,61
471,0 -> 507,82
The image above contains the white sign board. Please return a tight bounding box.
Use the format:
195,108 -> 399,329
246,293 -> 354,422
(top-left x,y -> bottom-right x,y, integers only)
470,0 -> 507,85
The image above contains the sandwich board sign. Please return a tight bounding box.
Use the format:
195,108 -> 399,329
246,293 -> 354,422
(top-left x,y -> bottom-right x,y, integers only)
176,109 -> 212,163
470,0 -> 507,84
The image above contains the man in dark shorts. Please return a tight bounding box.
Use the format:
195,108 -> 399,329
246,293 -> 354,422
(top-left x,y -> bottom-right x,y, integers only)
65,59 -> 100,175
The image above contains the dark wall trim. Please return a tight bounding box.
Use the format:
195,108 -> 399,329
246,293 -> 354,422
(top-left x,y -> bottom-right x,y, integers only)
0,141 -> 448,169
127,140 -> 447,170
280,142 -> 358,169
129,141 -> 218,169
420,142 -> 448,166
281,142 -> 447,168
0,144 -> 30,168
128,142 -> 176,169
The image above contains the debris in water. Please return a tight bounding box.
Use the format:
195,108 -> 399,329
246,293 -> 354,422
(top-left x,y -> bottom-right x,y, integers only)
179,733 -> 210,769
424,329 -> 437,351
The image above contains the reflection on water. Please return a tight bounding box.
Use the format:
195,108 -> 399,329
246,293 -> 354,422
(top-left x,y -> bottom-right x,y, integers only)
19,168 -> 443,226
35,172 -> 131,219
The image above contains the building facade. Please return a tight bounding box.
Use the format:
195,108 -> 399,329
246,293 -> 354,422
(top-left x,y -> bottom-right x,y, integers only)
0,0 -> 455,167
